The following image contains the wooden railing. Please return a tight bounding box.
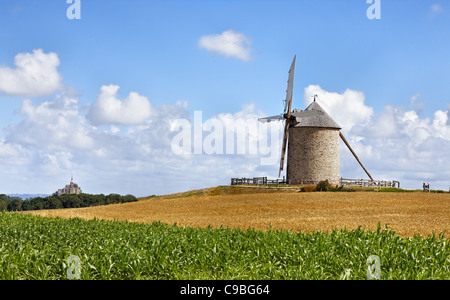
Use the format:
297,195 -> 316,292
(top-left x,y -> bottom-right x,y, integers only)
231,177 -> 287,186
339,178 -> 400,188
231,177 -> 400,189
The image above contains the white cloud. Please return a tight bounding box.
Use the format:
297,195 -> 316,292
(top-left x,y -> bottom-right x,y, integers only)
0,139 -> 27,164
199,30 -> 252,62
0,90 -> 279,196
0,49 -> 62,97
353,105 -> 404,139
87,84 -> 152,125
431,4 -> 443,13
429,4 -> 444,18
408,93 -> 425,113
6,92 -> 95,151
303,84 -> 374,133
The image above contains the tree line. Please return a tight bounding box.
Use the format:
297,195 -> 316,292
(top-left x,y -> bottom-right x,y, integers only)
0,193 -> 138,212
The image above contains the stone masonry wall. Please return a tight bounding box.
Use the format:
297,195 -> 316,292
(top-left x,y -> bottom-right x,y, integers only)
287,127 -> 340,185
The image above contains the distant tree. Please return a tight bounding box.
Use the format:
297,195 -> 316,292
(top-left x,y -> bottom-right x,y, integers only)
91,194 -> 105,206
60,194 -> 81,208
78,194 -> 92,207
0,199 -> 8,211
122,195 -> 138,203
45,196 -> 63,210
21,200 -> 33,211
0,194 -> 9,211
106,194 -> 121,204
1,192 -> 138,212
7,199 -> 23,211
30,197 -> 45,210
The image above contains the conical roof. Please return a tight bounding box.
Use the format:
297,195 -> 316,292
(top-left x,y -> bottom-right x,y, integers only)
292,101 -> 341,129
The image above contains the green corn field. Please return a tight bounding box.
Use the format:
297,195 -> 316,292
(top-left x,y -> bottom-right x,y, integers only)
0,212 -> 449,280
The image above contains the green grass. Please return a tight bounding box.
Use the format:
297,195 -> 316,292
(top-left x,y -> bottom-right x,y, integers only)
157,185 -> 297,200
1,212 -> 449,280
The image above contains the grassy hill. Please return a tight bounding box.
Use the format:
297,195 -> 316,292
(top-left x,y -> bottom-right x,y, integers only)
143,185 -> 300,200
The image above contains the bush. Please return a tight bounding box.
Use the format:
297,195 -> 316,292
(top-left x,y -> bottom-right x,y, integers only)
315,180 -> 330,192
328,185 -> 344,192
300,186 -> 316,193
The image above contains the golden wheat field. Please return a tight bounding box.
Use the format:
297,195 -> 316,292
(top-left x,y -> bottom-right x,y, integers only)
24,187 -> 450,237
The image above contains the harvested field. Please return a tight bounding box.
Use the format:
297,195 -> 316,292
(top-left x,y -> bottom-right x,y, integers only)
25,188 -> 450,237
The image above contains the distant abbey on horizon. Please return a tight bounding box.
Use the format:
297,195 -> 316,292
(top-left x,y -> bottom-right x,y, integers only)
57,176 -> 82,196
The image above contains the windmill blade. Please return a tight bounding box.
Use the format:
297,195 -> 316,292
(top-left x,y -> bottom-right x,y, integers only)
258,115 -> 284,123
279,119 -> 290,177
284,55 -> 296,114
278,55 -> 296,178
339,132 -> 374,181
290,110 -> 324,119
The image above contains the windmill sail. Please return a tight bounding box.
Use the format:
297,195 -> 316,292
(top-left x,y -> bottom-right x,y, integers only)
284,55 -> 296,114
279,120 -> 290,177
257,55 -> 298,178
279,55 -> 296,177
258,115 -> 284,123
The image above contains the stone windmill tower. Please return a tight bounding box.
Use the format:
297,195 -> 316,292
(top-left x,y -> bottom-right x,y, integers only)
259,56 -> 373,185
286,98 -> 341,185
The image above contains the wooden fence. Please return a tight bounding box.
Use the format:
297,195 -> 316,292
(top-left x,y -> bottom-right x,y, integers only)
231,177 -> 287,186
231,177 -> 400,189
339,178 -> 400,189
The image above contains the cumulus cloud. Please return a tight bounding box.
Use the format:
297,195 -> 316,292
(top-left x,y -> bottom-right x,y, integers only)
198,103 -> 282,160
0,49 -> 62,97
431,4 -> 443,13
408,93 -> 425,113
429,4 -> 444,18
1,90 -> 183,194
6,92 -> 95,151
199,30 -> 252,62
87,85 -> 152,125
303,85 -> 374,133
1,83 -> 271,195
165,103 -> 285,193
1,90 -> 282,195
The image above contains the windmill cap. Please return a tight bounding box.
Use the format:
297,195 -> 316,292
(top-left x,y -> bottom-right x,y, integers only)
292,101 -> 341,129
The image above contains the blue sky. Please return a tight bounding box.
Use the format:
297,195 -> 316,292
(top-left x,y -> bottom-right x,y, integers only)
0,0 -> 449,196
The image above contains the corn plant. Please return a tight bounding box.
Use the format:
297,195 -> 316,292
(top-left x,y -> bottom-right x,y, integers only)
0,212 -> 449,280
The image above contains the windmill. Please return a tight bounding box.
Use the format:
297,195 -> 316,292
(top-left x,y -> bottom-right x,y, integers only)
259,55 -> 374,184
